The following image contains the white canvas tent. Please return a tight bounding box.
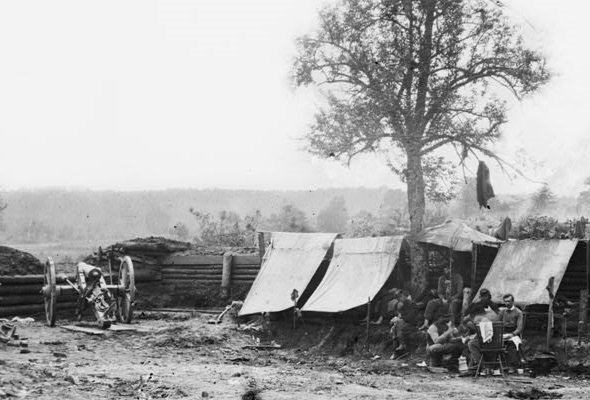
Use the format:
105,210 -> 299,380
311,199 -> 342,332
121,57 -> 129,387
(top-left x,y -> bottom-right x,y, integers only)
239,232 -> 338,316
301,236 -> 404,313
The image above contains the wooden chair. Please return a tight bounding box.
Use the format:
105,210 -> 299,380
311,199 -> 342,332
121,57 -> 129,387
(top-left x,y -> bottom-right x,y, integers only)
475,322 -> 507,377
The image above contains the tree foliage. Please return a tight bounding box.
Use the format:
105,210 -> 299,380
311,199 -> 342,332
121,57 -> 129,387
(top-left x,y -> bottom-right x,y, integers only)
577,176 -> 590,215
348,210 -> 379,237
266,204 -> 313,233
316,196 -> 349,233
190,209 -> 245,246
376,189 -> 409,234
292,0 -> 550,236
529,184 -> 556,215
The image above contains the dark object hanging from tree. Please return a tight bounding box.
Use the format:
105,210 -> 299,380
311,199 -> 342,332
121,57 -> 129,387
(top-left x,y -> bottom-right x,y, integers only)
476,161 -> 495,209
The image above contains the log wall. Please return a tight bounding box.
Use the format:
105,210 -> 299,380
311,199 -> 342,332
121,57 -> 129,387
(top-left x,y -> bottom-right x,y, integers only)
0,253 -> 261,316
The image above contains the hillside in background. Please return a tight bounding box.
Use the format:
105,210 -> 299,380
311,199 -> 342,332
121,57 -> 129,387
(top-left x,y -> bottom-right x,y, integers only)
0,183 -> 586,246
0,187 -> 402,243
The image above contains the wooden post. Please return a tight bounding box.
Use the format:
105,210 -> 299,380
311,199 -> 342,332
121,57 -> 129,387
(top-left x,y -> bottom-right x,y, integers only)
258,232 -> 266,262
366,296 -> 371,351
220,252 -> 233,299
580,289 -> 589,344
546,277 -> 555,352
291,289 -> 299,337
586,240 -> 589,293
471,243 -> 478,295
448,248 -> 453,290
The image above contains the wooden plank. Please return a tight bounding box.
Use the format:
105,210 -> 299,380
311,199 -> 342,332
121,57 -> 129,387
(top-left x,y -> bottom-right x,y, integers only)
61,325 -> 107,336
233,255 -> 261,265
162,272 -> 221,280
160,254 -> 260,266
0,284 -> 43,295
160,255 -> 223,266
160,265 -> 223,271
232,266 -> 260,272
161,278 -> 222,283
161,268 -> 222,275
107,324 -> 140,332
0,274 -> 76,284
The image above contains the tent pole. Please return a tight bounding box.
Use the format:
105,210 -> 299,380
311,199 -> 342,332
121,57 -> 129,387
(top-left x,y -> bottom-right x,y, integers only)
366,297 -> 371,352
583,240 -> 590,339
471,244 -> 478,297
449,248 -> 453,286
546,277 -> 555,352
586,240 -> 589,296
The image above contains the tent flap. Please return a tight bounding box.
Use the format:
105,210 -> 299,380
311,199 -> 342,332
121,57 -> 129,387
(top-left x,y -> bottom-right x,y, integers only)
238,232 -> 338,316
476,240 -> 578,305
301,236 -> 404,313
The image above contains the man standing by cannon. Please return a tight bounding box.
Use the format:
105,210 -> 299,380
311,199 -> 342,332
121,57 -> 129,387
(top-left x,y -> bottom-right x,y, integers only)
75,262 -> 117,329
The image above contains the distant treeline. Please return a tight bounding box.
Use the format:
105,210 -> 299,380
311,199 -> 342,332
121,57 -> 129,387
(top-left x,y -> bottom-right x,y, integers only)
0,181 -> 588,244
0,187 -> 399,243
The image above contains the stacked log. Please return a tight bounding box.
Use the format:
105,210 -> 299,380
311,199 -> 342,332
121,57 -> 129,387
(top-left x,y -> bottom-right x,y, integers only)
160,255 -> 223,282
231,255 -> 261,283
0,251 -> 261,316
0,274 -> 78,317
0,268 -> 161,318
159,254 -> 260,284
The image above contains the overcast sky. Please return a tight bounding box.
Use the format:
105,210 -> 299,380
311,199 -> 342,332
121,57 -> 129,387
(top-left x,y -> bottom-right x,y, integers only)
0,0 -> 588,195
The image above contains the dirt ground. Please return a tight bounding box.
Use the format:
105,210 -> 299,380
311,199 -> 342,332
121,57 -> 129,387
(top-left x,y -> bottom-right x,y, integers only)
2,312 -> 590,400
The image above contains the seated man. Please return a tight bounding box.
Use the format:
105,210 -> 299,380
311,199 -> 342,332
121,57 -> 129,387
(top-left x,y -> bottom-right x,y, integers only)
464,293 -> 498,372
419,293 -> 449,330
426,313 -> 464,369
497,293 -> 523,337
390,290 -> 421,358
438,266 -> 463,326
371,288 -> 401,325
464,288 -> 499,318
496,293 -> 524,368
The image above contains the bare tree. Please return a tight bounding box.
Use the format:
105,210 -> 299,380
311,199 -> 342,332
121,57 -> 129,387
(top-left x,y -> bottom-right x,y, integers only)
292,0 -> 550,290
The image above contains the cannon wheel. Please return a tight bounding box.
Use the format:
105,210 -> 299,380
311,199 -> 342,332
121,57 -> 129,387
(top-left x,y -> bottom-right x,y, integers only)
116,256 -> 135,323
43,258 -> 57,327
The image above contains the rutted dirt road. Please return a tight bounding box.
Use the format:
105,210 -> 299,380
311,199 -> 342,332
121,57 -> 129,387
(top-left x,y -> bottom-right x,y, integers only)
2,312 -> 590,399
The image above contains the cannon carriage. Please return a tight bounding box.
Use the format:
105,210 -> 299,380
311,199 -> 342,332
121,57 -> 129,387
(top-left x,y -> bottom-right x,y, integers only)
41,252 -> 136,328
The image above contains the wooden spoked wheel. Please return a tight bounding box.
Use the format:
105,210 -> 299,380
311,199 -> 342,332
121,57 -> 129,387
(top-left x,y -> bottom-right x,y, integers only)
116,256 -> 136,323
43,258 -> 57,327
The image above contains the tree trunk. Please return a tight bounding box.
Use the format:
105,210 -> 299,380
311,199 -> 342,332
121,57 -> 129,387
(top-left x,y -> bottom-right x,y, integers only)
405,148 -> 427,297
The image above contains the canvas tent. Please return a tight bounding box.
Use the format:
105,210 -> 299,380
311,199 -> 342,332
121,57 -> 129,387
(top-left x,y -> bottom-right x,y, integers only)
416,219 -> 503,292
239,232 -> 338,316
416,219 -> 503,252
475,239 -> 586,305
301,236 -> 404,313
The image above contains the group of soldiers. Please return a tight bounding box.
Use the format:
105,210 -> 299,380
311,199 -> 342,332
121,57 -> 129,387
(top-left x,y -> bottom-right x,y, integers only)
382,267 -> 524,374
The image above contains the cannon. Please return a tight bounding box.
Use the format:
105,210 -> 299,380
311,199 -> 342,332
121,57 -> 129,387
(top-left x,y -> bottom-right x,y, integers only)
41,253 -> 136,328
